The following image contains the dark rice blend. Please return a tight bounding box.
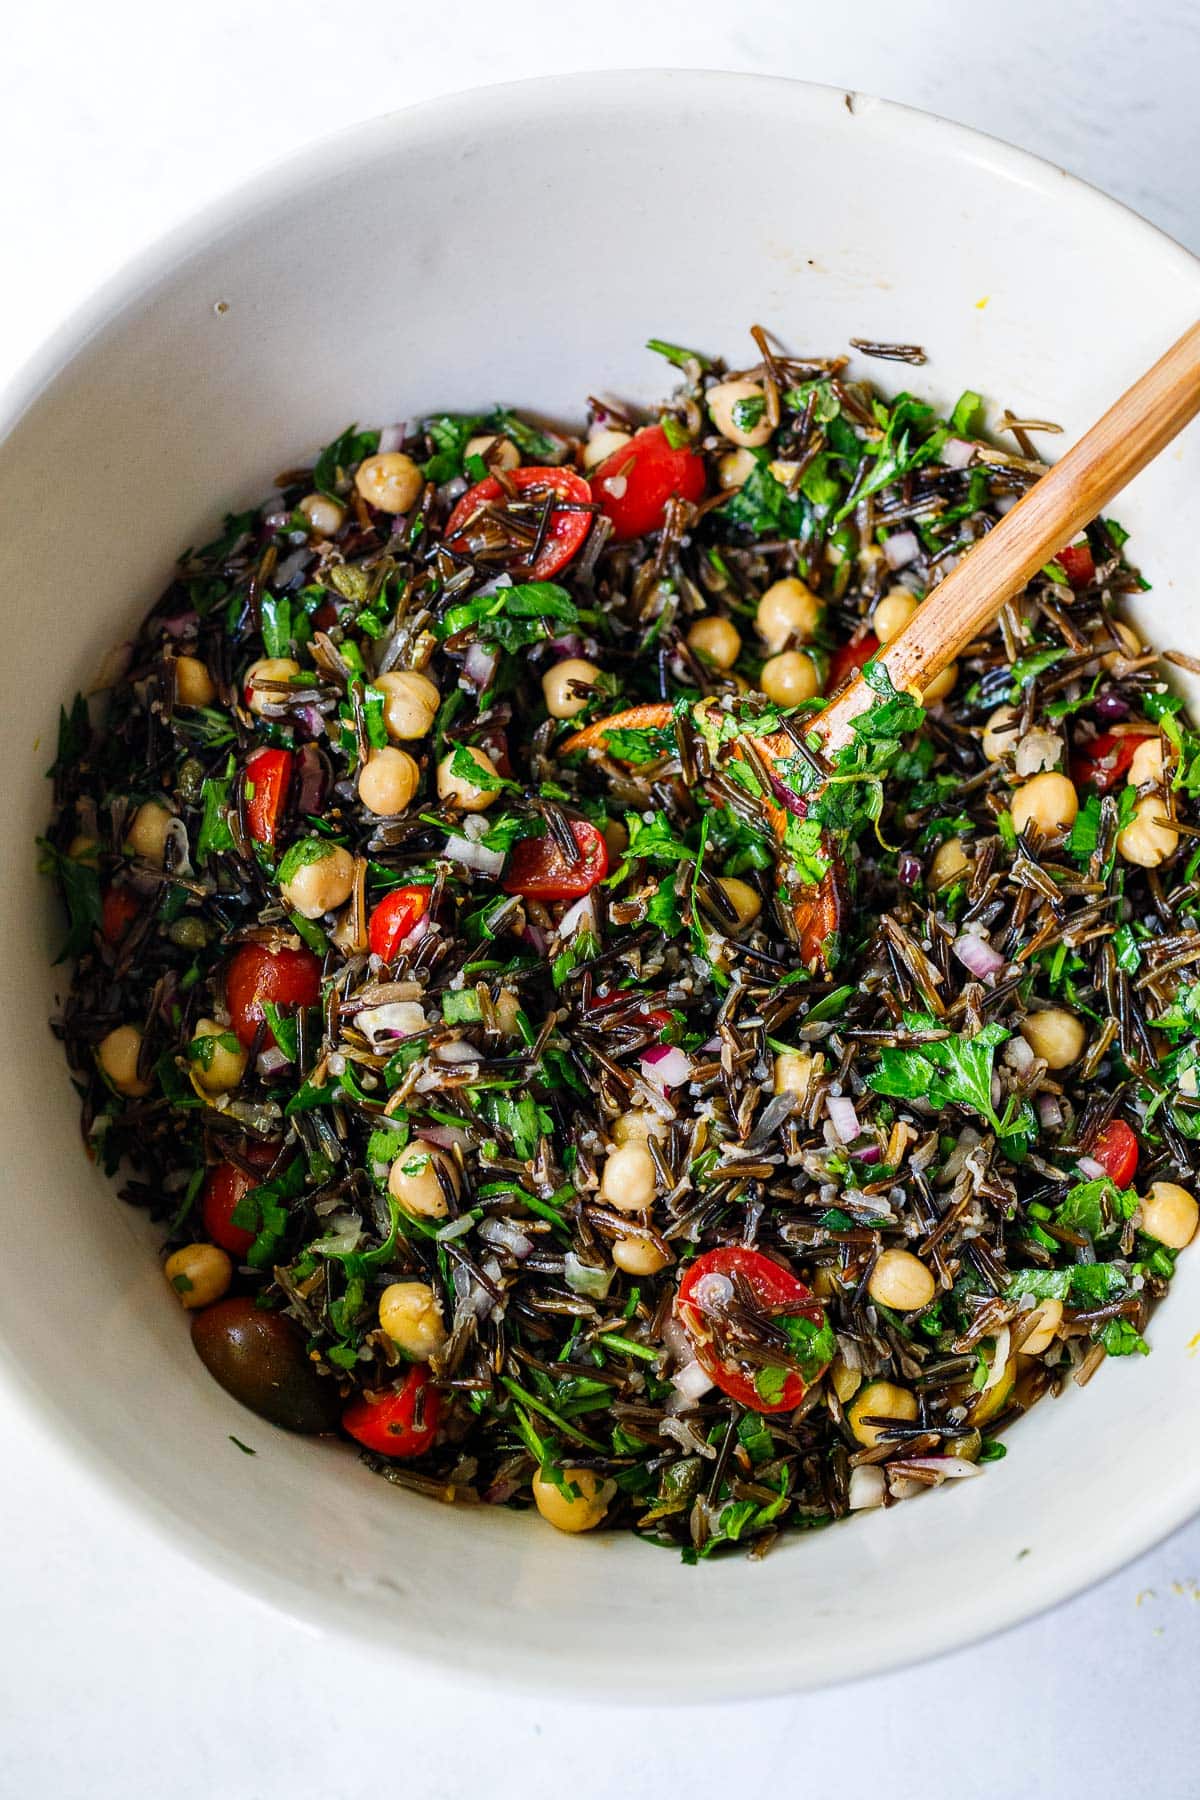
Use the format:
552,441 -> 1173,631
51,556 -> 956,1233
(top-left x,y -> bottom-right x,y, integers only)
41,335 -> 1200,1557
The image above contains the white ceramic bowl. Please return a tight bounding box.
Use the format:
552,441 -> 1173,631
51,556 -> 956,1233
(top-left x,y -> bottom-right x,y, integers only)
3,71 -> 1199,1700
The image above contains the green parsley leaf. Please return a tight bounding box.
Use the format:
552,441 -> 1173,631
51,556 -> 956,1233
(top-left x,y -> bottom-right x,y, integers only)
313,424 -> 380,500
646,336 -> 712,371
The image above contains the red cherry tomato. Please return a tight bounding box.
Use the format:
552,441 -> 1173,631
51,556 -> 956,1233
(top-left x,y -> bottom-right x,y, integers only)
368,885 -> 432,961
1056,542 -> 1096,589
828,633 -> 880,691
202,1142 -> 278,1257
444,465 -> 593,580
244,747 -> 294,846
588,425 -> 707,542
1070,729 -> 1152,794
677,1246 -> 829,1414
342,1365 -> 440,1457
225,942 -> 322,1049
101,886 -> 140,944
501,819 -> 608,901
1091,1119 -> 1139,1188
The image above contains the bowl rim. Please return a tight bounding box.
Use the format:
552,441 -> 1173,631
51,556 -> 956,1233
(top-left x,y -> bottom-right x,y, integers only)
4,67 -> 1200,1703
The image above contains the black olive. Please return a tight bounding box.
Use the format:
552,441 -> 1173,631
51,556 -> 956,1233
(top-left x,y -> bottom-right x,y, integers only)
192,1298 -> 340,1434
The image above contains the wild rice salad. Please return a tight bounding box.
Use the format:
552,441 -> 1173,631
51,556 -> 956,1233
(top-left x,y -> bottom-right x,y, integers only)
42,332 -> 1200,1558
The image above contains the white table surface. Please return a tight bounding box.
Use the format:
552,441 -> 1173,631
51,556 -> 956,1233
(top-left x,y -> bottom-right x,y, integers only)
4,2 -> 1200,1793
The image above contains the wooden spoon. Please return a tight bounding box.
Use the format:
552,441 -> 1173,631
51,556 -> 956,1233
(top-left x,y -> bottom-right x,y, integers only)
564,320 -> 1200,965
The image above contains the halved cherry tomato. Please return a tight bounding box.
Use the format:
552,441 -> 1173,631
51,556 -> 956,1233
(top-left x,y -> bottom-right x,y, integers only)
1070,729 -> 1153,794
677,1246 -> 829,1414
1091,1119 -> 1139,1188
368,885 -> 431,961
101,886 -> 140,944
501,819 -> 608,901
1056,542 -> 1096,589
342,1365 -> 440,1457
244,747 -> 294,846
589,425 -> 707,542
225,942 -> 322,1048
202,1141 -> 278,1257
827,633 -> 880,691
444,465 -> 593,581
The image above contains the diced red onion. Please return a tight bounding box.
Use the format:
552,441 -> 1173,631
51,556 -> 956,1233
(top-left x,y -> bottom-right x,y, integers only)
548,635 -> 584,658
854,1142 -> 882,1166
898,851 -> 923,887
1037,1094 -> 1064,1131
1005,1034 -> 1036,1074
953,932 -> 1006,979
256,1045 -> 292,1077
979,1328 -> 1011,1394
462,642 -> 499,689
942,437 -> 975,470
826,1094 -> 861,1143
444,833 -> 505,877
377,423 -> 408,454
416,1123 -> 472,1153
295,743 -> 328,815
1094,692 -> 1130,722
520,923 -> 547,956
1076,1154 -> 1106,1180
883,530 -> 919,571
640,1044 -> 693,1090
700,1034 -> 722,1053
662,1317 -> 693,1364
558,894 -> 597,941
274,548 -> 311,588
671,1360 -> 715,1403
602,475 -> 628,499
296,704 -> 326,739
848,1466 -> 886,1510
263,511 -> 290,531
161,610 -> 199,639
478,1216 -> 533,1259
439,476 -> 468,504
357,1001 -> 427,1044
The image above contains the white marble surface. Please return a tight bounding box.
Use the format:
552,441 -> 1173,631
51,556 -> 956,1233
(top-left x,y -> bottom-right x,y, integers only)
3,2 -> 1199,1793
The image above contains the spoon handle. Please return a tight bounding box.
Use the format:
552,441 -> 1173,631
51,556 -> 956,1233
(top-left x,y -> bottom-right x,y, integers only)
817,318 -> 1200,753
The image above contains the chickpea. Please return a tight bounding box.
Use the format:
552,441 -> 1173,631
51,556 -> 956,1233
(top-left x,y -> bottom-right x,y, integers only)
611,1108 -> 669,1146
280,842 -> 356,918
600,1144 -> 658,1213
125,799 -> 173,866
1020,1007 -> 1086,1070
1140,1180 -> 1199,1250
375,670 -> 440,742
244,656 -> 301,716
687,616 -> 742,671
872,590 -> 919,645
921,661 -> 958,704
581,428 -> 631,471
847,1380 -> 918,1448
297,492 -> 346,538
929,836 -> 970,889
1010,771 -> 1079,842
354,451 -> 423,514
436,745 -> 499,812
756,577 -> 821,652
868,1248 -> 936,1313
716,448 -> 757,490
542,658 -> 601,720
830,1356 -> 862,1404
1117,794 -> 1178,868
388,1144 -> 459,1220
165,1242 -> 232,1310
1127,735 -> 1167,788
612,1237 -> 671,1276
759,650 -> 819,707
707,378 -> 773,449
173,655 -> 216,708
358,747 -> 421,817
531,1467 -> 611,1533
97,1024 -> 151,1098
774,1050 -> 816,1097
67,833 -> 100,865
716,876 -> 762,933
378,1281 -> 447,1360
188,1018 -> 248,1094
1020,1298 -> 1063,1357
982,703 -> 1021,762
465,433 -> 519,470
